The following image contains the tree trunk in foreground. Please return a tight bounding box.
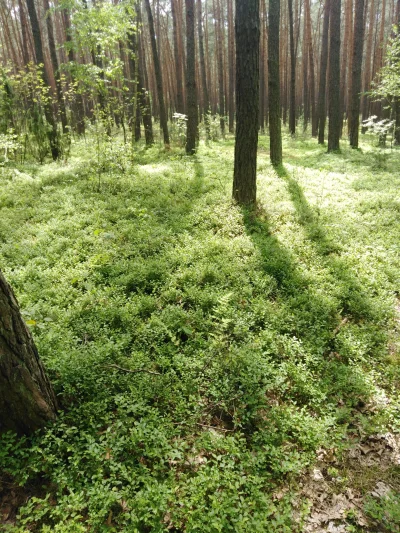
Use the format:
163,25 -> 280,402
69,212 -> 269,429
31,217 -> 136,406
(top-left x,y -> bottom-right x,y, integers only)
233,0 -> 260,205
0,271 -> 57,435
268,0 -> 282,166
327,0 -> 341,152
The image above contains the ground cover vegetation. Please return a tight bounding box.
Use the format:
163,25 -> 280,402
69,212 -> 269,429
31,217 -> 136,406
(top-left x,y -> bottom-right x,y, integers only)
0,130 -> 400,531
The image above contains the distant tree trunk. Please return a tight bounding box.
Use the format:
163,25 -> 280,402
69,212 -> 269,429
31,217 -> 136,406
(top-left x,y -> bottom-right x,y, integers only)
361,0 -> 375,131
25,0 -> 60,160
63,10 -> 85,135
392,0 -> 400,144
288,0 -> 296,135
186,0 -> 198,154
214,0 -> 225,134
43,0 -> 68,135
233,0 -> 260,205
197,0 -> 210,138
304,0 -> 317,136
0,271 -> 57,435
268,0 -> 282,166
144,0 -> 170,146
227,0 -> 235,133
327,0 -> 341,152
349,0 -> 365,148
317,0 -> 330,144
171,0 -> 185,113
18,0 -> 30,65
137,1 -> 154,145
259,0 -> 267,132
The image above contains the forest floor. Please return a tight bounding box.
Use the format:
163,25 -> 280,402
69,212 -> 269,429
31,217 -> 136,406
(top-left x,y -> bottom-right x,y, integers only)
0,133 -> 400,532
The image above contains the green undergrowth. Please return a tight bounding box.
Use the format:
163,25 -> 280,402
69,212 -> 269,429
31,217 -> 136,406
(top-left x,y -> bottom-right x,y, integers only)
0,133 -> 399,532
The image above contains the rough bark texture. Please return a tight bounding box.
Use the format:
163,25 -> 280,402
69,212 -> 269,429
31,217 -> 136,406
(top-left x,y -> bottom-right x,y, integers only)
26,0 -> 60,160
268,0 -> 282,166
227,0 -> 235,133
144,0 -> 170,146
328,0 -> 341,152
171,0 -> 185,113
0,271 -> 57,435
185,0 -> 198,154
197,0 -> 210,138
288,0 -> 296,135
393,0 -> 400,144
317,0 -> 330,144
43,0 -> 68,135
349,0 -> 365,148
137,1 -> 154,146
232,0 -> 259,205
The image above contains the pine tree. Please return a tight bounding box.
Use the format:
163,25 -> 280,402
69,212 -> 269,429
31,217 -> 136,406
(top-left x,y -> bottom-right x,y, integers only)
268,0 -> 282,166
328,0 -> 342,152
0,271 -> 57,435
233,0 -> 260,204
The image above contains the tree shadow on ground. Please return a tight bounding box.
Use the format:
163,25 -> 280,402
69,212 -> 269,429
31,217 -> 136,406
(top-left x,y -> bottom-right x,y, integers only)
242,165 -> 389,415
275,164 -> 379,322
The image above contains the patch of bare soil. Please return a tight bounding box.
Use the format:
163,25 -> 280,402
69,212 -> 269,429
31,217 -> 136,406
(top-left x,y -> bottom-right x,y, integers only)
295,433 -> 400,532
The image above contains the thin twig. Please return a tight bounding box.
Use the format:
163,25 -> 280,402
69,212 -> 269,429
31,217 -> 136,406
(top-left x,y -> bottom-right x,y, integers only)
104,364 -> 161,376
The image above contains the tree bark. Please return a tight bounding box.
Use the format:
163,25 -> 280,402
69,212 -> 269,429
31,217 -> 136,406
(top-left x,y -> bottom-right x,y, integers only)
227,0 -> 235,133
144,0 -> 170,146
327,0 -> 341,152
186,0 -> 198,154
137,0 -> 154,145
288,0 -> 296,135
25,0 -> 60,160
233,0 -> 259,205
171,0 -> 185,113
43,0 -> 68,135
349,0 -> 365,148
317,0 -> 330,144
268,0 -> 282,166
0,271 -> 57,435
197,0 -> 211,138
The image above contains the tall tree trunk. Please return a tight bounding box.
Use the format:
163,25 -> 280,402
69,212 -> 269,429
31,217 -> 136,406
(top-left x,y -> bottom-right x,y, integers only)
25,0 -> 60,160
349,0 -> 365,148
137,0 -> 154,145
317,0 -> 330,144
171,0 -> 185,113
328,0 -> 341,152
43,0 -> 68,135
227,0 -> 235,133
18,0 -> 30,65
233,0 -> 260,204
288,0 -> 296,135
0,271 -> 57,435
197,0 -> 210,138
393,0 -> 400,144
361,0 -> 375,130
268,0 -> 282,166
144,0 -> 170,146
305,0 -> 317,136
214,0 -> 225,134
63,10 -> 85,135
186,0 -> 198,153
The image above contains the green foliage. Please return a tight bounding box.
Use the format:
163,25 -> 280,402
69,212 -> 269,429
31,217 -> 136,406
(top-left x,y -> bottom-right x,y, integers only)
364,490 -> 400,532
372,28 -> 400,99
0,134 -> 399,531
